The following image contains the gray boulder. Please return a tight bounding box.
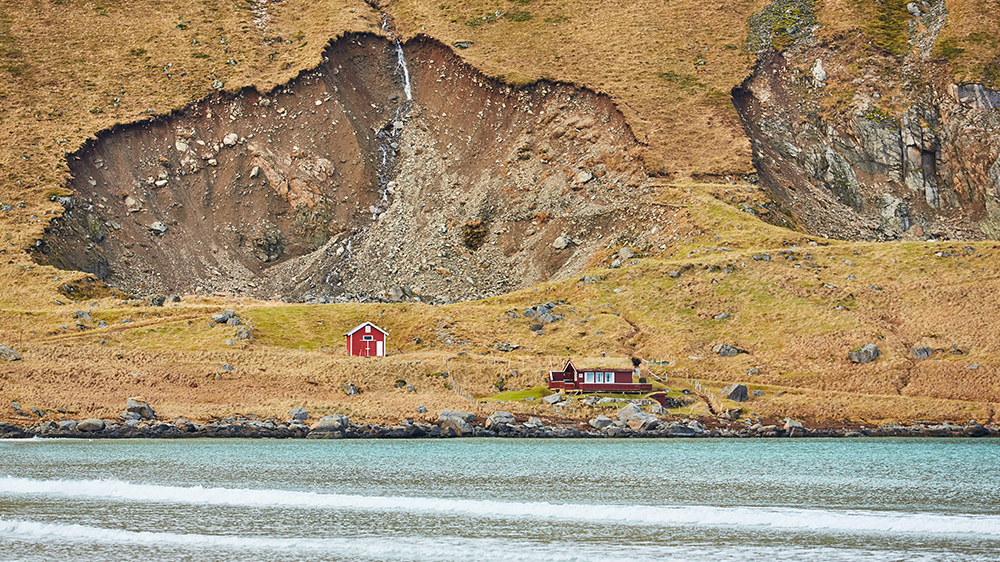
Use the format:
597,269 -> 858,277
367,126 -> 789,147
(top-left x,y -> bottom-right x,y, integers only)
126,397 -> 155,419
720,384 -> 749,402
542,393 -> 564,405
311,414 -> 349,431
417,405 -> 427,413
212,309 -> 237,323
848,344 -> 881,364
438,409 -> 476,423
289,407 -> 308,421
712,344 -> 746,357
235,326 -> 252,341
77,418 -> 106,432
0,344 -> 21,361
910,345 -> 932,360
486,411 -> 515,429
626,412 -> 659,431
58,420 -> 78,431
616,403 -> 643,422
589,415 -> 614,429
668,424 -> 696,437
147,294 -> 166,307
752,389 -> 765,397
438,414 -> 473,436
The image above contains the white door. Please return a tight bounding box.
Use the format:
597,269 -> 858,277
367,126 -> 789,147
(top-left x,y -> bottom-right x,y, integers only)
376,340 -> 384,356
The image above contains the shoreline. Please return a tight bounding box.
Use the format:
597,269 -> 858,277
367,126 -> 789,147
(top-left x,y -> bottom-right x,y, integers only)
2,416 -> 996,440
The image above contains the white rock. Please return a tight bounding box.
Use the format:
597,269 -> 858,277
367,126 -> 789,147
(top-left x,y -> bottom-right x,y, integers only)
812,59 -> 827,83
223,133 -> 238,146
574,171 -> 593,184
250,166 -> 260,178
154,179 -> 168,187
175,141 -> 189,152
552,236 -> 569,250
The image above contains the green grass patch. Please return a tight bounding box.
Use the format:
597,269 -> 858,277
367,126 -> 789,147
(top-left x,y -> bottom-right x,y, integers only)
484,385 -> 551,402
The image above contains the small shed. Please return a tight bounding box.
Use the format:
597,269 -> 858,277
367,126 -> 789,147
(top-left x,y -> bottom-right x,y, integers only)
345,322 -> 388,357
548,359 -> 651,393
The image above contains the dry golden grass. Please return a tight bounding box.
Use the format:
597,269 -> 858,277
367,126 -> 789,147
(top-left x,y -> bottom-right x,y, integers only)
3,3 -> 1000,426
3,189 -> 1000,425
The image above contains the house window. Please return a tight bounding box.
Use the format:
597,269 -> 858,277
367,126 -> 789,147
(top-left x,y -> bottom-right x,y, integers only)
606,372 -> 615,383
365,325 -> 371,333
362,335 -> 374,341
584,372 -> 594,383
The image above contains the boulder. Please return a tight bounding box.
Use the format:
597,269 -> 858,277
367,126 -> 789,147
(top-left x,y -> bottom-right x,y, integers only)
712,344 -> 746,357
311,414 -> 349,432
126,396 -> 155,420
552,236 -> 570,250
58,420 -> 78,431
752,389 -> 765,397
910,345 -> 932,360
77,418 -> 106,432
341,383 -> 360,395
438,409 -> 476,424
542,393 -> 564,405
626,412 -> 659,431
147,294 -> 166,307
848,344 -> 881,364
289,407 -> 308,421
619,247 -> 634,260
668,424 -> 696,437
616,403 -> 643,422
0,344 -> 21,361
720,383 -> 749,402
438,414 -> 473,436
235,326 -> 252,341
486,411 -> 515,429
417,405 -> 427,414
783,418 -> 805,436
589,415 -> 613,429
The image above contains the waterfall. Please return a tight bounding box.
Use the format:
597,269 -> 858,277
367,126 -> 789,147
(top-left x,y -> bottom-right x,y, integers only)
395,41 -> 412,101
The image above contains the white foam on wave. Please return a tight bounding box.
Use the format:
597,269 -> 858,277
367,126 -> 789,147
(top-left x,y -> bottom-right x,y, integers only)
0,519 -> 985,562
3,477 -> 999,538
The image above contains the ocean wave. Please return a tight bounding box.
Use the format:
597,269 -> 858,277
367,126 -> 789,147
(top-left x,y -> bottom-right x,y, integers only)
2,477 -> 999,537
0,519 -> 986,562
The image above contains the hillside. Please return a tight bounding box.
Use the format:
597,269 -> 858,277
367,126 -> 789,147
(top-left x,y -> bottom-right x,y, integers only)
1,0 -> 999,428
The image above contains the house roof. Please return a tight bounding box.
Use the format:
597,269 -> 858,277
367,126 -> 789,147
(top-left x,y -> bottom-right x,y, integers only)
344,321 -> 389,338
550,357 -> 635,372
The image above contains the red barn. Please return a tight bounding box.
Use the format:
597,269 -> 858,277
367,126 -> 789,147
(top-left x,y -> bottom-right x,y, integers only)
548,360 -> 652,393
345,322 -> 388,357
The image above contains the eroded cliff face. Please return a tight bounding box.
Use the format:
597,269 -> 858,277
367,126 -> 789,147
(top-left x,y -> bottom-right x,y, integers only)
734,1 -> 1000,241
39,34 -> 659,302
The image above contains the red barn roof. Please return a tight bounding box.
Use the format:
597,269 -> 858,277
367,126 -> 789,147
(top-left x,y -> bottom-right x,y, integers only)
344,322 -> 389,338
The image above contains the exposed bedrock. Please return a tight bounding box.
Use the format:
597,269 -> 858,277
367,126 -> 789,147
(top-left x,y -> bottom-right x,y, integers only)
733,2 -> 1000,241
40,34 -> 655,303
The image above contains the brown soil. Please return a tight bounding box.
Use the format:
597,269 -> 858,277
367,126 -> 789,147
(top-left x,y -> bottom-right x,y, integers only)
37,34 -> 659,304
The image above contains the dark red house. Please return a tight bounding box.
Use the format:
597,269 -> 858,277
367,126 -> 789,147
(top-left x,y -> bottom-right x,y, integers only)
547,360 -> 652,393
345,322 -> 388,357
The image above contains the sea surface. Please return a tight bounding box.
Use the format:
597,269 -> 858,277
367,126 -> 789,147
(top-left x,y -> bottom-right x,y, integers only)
1,437 -> 998,561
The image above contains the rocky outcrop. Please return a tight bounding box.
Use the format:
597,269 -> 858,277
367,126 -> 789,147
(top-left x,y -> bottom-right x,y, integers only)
734,0 -> 1000,241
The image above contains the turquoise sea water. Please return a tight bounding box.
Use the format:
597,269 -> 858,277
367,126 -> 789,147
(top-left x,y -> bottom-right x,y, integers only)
1,437 -> 999,561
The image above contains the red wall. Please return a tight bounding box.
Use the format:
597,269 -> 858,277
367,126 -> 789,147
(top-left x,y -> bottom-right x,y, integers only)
347,328 -> 386,357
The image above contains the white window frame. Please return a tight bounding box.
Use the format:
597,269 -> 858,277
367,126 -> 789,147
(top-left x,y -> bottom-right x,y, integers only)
362,335 -> 374,341
584,372 -> 594,384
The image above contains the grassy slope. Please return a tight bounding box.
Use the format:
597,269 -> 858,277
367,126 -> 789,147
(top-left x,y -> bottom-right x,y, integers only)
1,0 -> 1000,425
